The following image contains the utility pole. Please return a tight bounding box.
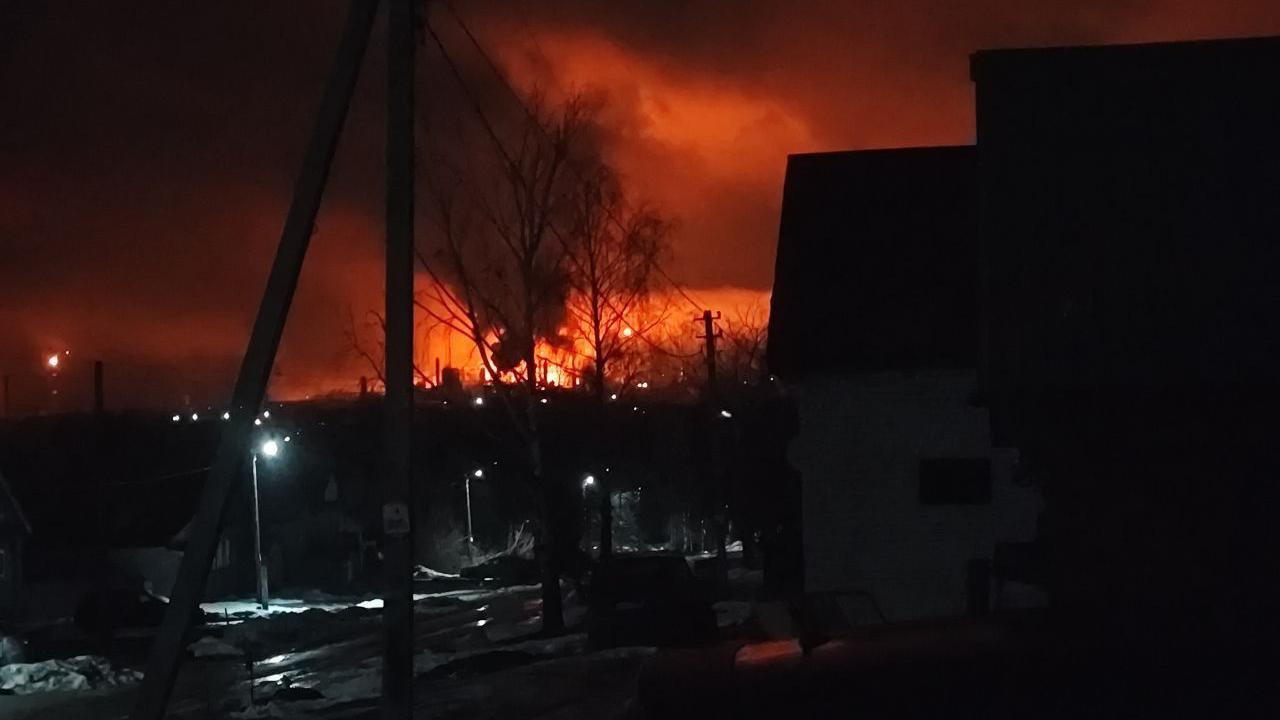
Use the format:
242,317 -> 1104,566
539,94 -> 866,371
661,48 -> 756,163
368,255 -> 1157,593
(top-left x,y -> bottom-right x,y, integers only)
129,3 -> 380,718
93,360 -> 104,414
701,310 -> 720,390
697,310 -> 729,591
2,373 -> 9,418
382,0 -> 416,716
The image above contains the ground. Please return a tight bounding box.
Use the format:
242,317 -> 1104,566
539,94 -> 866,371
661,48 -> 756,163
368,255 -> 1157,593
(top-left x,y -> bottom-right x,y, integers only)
1,557 -> 758,719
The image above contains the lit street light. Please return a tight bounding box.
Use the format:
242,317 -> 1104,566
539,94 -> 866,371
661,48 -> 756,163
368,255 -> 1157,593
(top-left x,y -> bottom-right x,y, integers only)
464,469 -> 484,565
46,354 -> 60,370
251,439 -> 281,609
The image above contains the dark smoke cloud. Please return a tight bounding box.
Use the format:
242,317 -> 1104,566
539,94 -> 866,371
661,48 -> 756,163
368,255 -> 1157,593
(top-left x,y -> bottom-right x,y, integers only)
4,0 -> 1280,411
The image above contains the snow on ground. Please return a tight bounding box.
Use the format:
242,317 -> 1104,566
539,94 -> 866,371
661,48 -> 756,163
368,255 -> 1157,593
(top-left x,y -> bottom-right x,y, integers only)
414,565 -> 461,580
0,655 -> 142,695
189,635 -> 245,658
201,596 -> 408,620
202,584 -> 543,622
230,638 -> 653,719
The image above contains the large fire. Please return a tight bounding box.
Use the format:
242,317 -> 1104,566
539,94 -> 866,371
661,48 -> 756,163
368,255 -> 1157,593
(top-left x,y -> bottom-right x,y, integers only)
270,285 -> 770,401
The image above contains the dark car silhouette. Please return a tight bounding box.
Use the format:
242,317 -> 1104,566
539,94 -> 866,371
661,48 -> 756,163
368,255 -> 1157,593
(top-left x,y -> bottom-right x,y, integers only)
588,554 -> 718,649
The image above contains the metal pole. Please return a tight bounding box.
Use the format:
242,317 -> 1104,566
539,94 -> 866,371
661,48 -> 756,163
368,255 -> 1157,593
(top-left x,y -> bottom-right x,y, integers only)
251,454 -> 268,610
700,310 -> 729,591
93,360 -> 104,414
465,475 -> 474,565
382,0 -> 416,716
129,4 -> 379,718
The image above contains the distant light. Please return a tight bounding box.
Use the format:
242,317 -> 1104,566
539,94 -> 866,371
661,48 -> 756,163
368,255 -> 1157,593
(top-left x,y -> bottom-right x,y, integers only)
539,397 -> 548,404
46,354 -> 60,369
621,327 -> 633,338
472,469 -> 484,478
254,418 -> 263,426
260,440 -> 280,458
609,393 -> 618,401
221,411 -> 231,421
190,413 -> 199,422
632,406 -> 639,412
171,414 -> 181,423
473,397 -> 484,406
262,410 -> 270,419
284,436 -> 292,443
583,475 -> 596,488
720,409 -> 733,419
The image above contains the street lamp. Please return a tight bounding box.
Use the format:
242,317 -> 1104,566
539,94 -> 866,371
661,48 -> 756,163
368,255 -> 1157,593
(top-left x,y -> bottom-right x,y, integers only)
251,439 -> 281,609
464,469 -> 484,565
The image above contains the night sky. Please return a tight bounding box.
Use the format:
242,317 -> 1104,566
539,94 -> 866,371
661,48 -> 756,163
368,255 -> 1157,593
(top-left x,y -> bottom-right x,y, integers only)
4,0 -> 1280,411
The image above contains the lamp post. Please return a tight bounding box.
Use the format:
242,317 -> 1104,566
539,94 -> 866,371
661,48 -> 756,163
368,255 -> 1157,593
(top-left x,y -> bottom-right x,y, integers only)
251,439 -> 280,610
465,469 -> 482,565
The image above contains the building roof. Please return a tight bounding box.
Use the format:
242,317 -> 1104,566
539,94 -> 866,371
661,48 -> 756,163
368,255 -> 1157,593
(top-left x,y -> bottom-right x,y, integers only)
767,146 -> 977,379
971,34 -> 1280,85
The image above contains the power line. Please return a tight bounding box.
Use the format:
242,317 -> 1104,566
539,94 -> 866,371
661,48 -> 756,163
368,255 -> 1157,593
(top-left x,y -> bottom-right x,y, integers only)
433,0 -> 707,313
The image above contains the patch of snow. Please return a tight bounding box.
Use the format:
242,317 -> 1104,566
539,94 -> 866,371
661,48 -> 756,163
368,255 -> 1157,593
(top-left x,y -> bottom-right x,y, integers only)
414,565 -> 461,580
201,592 -> 438,619
483,615 -> 541,643
188,635 -> 244,658
0,655 -> 142,695
0,635 -> 26,665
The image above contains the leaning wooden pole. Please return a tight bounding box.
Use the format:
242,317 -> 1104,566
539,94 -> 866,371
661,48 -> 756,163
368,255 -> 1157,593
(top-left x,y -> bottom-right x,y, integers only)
129,3 -> 380,718
381,0 -> 416,717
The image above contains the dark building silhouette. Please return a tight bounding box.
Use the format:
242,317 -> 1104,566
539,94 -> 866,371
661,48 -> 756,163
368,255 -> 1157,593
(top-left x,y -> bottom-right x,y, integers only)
769,35 -> 1280,643
974,35 -> 1280,645
769,147 -> 1044,623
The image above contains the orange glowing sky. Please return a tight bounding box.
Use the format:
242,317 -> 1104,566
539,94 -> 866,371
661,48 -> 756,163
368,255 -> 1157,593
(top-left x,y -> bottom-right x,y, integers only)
4,1 -> 1280,412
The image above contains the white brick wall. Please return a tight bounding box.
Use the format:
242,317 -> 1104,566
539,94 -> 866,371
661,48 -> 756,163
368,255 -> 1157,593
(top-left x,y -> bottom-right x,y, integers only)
793,370 -> 1039,623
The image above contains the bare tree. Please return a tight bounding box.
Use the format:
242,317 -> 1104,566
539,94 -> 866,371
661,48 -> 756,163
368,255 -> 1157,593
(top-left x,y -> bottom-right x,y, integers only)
344,308 -> 437,391
416,92 -> 600,632
560,161 -> 671,559
719,303 -> 770,387
563,162 -> 671,397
